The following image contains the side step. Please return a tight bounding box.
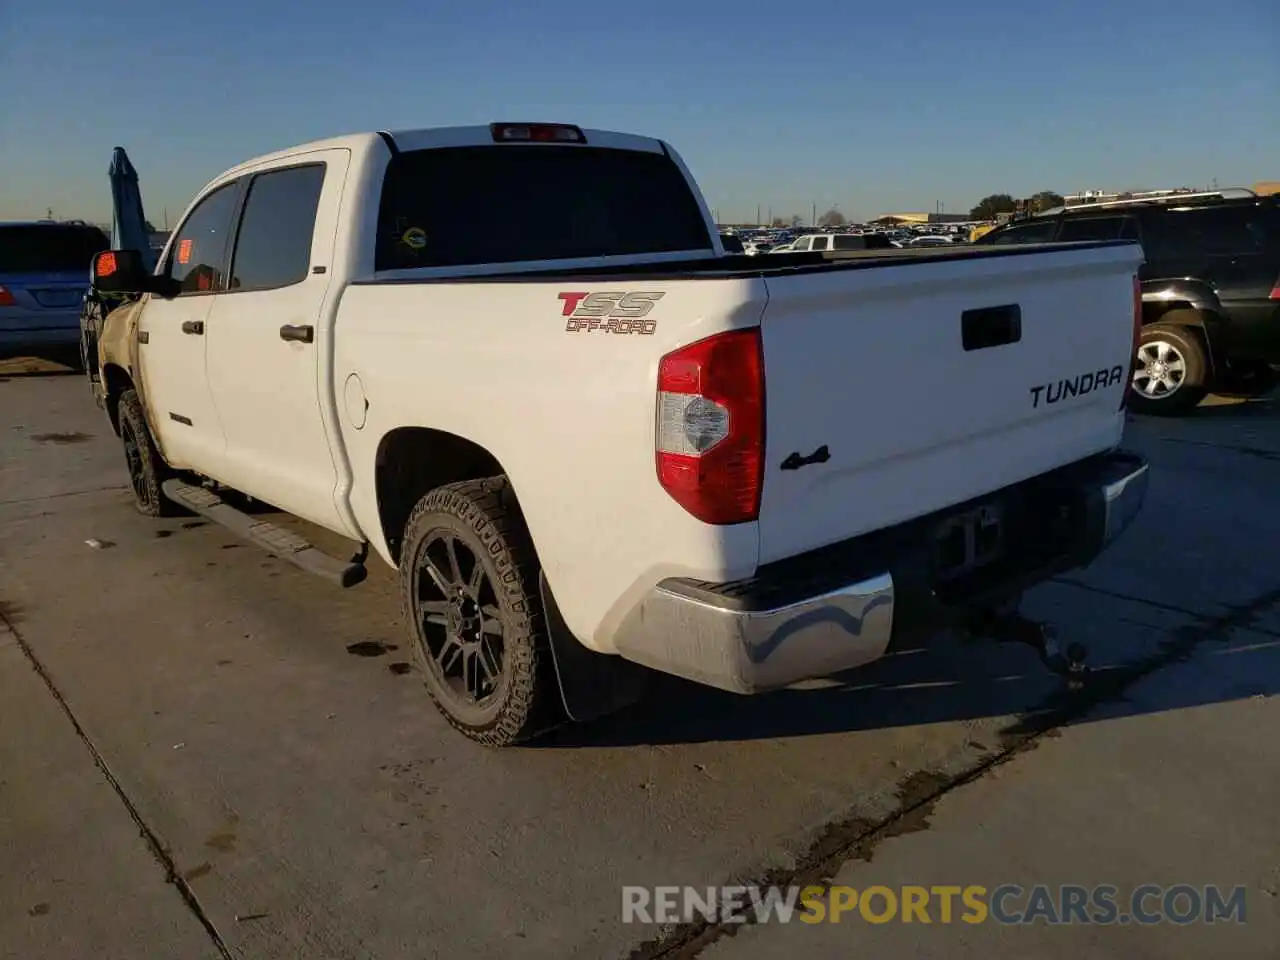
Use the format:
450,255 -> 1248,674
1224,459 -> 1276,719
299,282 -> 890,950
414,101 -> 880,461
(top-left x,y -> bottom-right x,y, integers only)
161,479 -> 367,588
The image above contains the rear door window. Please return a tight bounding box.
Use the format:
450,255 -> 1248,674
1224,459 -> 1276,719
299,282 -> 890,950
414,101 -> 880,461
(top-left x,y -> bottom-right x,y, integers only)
0,224 -> 109,273
1163,205 -> 1280,256
375,145 -> 711,270
229,165 -> 326,292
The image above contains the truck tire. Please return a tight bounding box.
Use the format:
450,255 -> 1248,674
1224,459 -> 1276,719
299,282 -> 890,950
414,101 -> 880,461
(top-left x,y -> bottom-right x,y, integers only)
1129,323 -> 1209,415
398,477 -> 557,746
117,389 -> 177,517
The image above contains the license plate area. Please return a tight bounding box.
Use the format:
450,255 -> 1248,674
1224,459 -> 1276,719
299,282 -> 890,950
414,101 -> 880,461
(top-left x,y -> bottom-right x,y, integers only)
934,502 -> 1004,581
34,289 -> 84,309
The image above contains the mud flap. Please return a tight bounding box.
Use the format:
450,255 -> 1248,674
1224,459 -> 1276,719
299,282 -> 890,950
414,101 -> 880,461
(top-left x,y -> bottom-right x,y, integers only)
539,572 -> 651,723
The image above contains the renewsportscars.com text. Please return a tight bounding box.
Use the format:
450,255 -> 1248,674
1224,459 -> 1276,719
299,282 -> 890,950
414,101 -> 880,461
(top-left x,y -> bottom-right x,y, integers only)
622,884 -> 1248,926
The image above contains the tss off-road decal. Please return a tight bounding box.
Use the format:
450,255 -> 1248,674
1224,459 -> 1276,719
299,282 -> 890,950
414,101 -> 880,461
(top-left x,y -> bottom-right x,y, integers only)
557,292 -> 665,335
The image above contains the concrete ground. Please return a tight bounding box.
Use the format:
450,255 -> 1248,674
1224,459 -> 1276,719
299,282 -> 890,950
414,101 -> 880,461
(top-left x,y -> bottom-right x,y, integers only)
1,357 -> 1278,959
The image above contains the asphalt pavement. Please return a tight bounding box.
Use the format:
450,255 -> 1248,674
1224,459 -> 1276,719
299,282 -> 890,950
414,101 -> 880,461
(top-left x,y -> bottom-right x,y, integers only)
1,359 -> 1277,959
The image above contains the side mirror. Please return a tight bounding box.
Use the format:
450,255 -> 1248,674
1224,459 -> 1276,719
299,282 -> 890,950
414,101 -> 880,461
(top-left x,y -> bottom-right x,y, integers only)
91,249 -> 150,295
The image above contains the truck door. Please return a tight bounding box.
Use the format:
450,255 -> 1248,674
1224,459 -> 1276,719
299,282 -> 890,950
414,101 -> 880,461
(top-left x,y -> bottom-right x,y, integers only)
203,151 -> 352,532
137,181 -> 241,472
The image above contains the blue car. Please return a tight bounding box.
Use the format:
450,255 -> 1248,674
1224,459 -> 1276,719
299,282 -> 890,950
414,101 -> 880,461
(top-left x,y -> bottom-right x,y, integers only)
0,221 -> 110,358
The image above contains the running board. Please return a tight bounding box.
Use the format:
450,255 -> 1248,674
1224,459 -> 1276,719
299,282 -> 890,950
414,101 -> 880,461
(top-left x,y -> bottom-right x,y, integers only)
161,479 -> 367,588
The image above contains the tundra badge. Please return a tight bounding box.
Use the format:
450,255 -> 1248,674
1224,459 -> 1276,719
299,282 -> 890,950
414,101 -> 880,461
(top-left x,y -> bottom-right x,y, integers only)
1031,365 -> 1126,409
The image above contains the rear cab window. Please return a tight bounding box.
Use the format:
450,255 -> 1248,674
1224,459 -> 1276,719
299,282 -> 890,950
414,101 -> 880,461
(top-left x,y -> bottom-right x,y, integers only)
374,145 -> 712,271
0,224 -> 109,273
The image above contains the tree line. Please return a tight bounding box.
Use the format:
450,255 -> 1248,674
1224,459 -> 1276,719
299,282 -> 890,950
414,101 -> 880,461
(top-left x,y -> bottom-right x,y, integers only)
751,193 -> 1066,228
969,191 -> 1065,219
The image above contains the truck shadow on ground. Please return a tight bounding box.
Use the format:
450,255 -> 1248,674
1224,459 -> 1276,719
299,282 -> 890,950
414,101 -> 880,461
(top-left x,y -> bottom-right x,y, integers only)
537,625 -> 1280,748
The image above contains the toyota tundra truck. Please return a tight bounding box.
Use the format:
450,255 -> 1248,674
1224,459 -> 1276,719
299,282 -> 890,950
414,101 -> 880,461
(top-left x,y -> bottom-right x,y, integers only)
84,122 -> 1149,745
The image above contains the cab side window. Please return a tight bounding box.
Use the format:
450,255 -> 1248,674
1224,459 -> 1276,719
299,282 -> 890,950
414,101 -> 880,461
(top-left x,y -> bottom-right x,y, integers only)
167,183 -> 240,294
229,165 -> 326,292
1056,216 -> 1135,242
988,221 -> 1058,244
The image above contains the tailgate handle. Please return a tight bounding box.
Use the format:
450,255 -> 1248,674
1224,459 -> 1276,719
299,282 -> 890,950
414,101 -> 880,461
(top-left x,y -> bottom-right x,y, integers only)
279,324 -> 314,343
962,304 -> 1021,351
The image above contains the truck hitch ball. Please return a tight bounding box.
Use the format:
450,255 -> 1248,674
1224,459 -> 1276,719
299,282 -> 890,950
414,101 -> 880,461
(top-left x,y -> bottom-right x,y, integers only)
967,611 -> 1090,682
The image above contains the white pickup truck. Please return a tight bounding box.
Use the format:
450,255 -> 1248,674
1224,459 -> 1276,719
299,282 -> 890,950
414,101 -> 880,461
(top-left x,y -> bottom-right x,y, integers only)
85,122 -> 1149,745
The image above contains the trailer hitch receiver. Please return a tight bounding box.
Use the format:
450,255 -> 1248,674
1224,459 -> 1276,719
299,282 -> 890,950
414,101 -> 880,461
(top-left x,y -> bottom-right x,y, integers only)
965,608 -> 1089,685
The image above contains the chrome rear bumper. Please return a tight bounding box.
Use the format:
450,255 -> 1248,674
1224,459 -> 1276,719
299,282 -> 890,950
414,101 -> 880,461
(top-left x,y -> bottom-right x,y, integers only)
614,451 -> 1149,694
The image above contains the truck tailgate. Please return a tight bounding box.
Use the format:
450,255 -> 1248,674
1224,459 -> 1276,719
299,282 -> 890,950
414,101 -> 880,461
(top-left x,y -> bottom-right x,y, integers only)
756,242 -> 1142,564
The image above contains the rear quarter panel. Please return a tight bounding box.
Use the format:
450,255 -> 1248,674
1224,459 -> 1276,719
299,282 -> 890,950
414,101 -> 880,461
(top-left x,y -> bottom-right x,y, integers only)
333,277 -> 765,650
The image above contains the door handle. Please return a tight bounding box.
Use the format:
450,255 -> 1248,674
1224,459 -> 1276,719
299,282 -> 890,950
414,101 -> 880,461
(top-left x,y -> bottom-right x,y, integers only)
279,324 -> 315,343
181,320 -> 204,335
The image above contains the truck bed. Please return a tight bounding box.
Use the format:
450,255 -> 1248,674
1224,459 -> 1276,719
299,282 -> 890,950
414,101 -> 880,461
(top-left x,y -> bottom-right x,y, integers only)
352,240 -> 1135,285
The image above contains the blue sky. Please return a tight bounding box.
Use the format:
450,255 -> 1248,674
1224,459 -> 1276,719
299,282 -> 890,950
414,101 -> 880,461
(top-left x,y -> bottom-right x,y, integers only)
2,0 -> 1275,224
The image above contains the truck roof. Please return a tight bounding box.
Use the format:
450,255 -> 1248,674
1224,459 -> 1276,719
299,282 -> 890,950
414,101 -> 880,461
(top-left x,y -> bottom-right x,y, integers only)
221,125 -> 667,181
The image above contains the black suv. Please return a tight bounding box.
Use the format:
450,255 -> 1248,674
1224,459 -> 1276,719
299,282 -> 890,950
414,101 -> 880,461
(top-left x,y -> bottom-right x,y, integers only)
977,192 -> 1280,414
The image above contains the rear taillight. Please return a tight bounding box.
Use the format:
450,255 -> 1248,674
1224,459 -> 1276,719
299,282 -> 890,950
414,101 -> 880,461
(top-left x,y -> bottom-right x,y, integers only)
1121,275 -> 1142,411
0,285 -> 15,307
656,329 -> 764,524
1269,281 -> 1280,301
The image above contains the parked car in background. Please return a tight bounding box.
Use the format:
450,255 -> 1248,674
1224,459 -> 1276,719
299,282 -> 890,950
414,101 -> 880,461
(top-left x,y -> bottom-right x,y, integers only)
977,190 -> 1280,414
787,233 -> 896,252
0,221 -> 109,362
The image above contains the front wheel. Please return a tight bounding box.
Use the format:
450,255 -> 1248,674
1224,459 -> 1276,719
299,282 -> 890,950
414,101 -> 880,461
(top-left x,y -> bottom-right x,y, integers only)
1128,324 -> 1209,415
117,389 -> 177,517
398,477 -> 559,746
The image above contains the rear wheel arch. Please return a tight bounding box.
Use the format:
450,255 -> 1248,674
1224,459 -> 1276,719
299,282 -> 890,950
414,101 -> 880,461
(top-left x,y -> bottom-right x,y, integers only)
374,427 -> 520,565
1140,299 -> 1196,325
1139,308 -> 1216,374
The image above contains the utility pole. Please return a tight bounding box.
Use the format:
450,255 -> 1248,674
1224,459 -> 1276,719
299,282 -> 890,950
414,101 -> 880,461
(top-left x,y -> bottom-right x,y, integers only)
767,206 -> 772,225
812,202 -> 817,227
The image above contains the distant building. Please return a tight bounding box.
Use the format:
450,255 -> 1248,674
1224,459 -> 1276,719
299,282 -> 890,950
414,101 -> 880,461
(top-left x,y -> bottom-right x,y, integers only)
1255,181 -> 1280,196
870,213 -> 972,226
